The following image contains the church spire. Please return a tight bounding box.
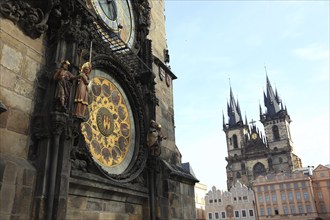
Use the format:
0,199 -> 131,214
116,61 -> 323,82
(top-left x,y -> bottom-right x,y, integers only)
263,75 -> 283,117
227,86 -> 243,127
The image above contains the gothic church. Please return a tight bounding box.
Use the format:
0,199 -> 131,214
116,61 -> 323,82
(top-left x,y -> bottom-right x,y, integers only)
223,75 -> 302,189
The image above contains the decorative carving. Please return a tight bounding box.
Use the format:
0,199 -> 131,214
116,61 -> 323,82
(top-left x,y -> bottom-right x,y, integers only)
147,120 -> 166,157
0,0 -> 51,39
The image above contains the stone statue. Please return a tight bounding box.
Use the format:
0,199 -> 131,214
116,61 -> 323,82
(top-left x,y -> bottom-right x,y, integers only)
147,120 -> 167,156
73,61 -> 92,118
53,60 -> 77,111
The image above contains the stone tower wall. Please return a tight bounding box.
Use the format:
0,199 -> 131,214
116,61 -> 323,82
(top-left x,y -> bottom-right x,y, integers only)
0,18 -> 45,219
263,119 -> 293,150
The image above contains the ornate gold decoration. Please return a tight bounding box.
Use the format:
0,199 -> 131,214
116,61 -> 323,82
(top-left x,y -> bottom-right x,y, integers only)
81,76 -> 134,173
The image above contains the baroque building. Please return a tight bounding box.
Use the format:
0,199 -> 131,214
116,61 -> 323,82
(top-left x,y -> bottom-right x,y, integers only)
253,170 -> 318,220
312,164 -> 330,219
0,0 -> 198,219
223,76 -> 302,189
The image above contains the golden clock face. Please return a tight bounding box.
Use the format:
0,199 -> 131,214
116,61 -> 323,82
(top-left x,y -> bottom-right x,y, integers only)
251,133 -> 258,140
91,0 -> 135,48
81,72 -> 135,175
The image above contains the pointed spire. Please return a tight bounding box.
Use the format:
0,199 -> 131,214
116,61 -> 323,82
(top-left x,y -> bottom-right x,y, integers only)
245,113 -> 248,126
227,85 -> 243,127
264,74 -> 282,117
223,111 -> 226,129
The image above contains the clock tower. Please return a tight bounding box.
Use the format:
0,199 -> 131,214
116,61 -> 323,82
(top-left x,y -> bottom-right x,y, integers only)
0,0 -> 197,219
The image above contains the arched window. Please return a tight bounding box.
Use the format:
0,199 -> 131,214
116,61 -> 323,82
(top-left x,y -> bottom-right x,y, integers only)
272,125 -> 280,140
279,157 -> 283,163
233,135 -> 238,149
236,172 -> 241,178
253,162 -> 266,178
241,163 -> 246,174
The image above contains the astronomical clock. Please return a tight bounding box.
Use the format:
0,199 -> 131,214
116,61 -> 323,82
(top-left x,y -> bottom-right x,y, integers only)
74,0 -> 150,181
81,71 -> 136,176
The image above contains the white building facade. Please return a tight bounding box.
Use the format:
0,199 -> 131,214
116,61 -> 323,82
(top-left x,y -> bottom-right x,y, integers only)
205,181 -> 256,220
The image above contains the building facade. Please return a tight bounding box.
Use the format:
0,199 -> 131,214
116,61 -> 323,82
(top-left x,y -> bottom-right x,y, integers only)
223,76 -> 302,189
195,182 -> 208,220
205,181 -> 256,220
312,164 -> 330,220
0,0 -> 198,219
253,170 -> 319,220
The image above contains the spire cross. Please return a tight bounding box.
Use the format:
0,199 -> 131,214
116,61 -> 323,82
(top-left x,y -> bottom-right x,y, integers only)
249,119 -> 256,126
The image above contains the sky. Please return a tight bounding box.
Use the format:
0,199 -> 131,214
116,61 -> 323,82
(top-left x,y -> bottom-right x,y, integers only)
164,0 -> 329,191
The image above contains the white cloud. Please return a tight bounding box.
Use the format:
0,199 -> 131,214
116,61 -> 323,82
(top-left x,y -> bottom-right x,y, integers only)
292,44 -> 329,61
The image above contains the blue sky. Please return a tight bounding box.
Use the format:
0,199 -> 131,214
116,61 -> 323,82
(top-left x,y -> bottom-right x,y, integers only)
164,0 -> 329,190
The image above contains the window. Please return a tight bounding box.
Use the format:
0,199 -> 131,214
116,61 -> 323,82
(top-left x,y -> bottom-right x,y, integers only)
264,185 -> 268,191
243,196 -> 247,201
298,204 -> 304,213
242,210 -> 247,218
296,192 -> 301,200
320,205 -> 327,213
234,197 -> 237,201
229,138 -> 232,145
274,208 -> 279,215
234,210 -> 239,218
236,172 -> 241,178
249,210 -> 254,217
270,185 -> 275,191
294,182 -> 298,189
272,125 -> 280,140
318,192 -> 323,199
267,207 -> 272,215
221,212 -> 226,218
253,162 -> 266,178
288,192 -> 293,201
272,194 -> 277,202
265,195 -> 270,203
306,204 -> 312,213
283,206 -> 288,214
301,181 -> 306,188
278,157 -> 283,163
290,205 -> 296,214
279,183 -> 283,190
303,191 -> 309,200
208,212 -> 213,219
286,183 -> 291,189
320,172 -> 325,177
281,194 -> 286,201
233,135 -> 238,149
258,195 -> 263,203
209,199 -> 213,204
215,212 -> 219,219
260,208 -> 265,216
258,186 -> 261,192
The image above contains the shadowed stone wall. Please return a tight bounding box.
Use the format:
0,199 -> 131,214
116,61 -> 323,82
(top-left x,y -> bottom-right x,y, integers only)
0,18 -> 45,219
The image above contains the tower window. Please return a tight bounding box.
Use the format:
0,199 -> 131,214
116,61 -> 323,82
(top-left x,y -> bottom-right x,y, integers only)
253,162 -> 266,178
233,134 -> 238,148
272,125 -> 280,140
279,157 -> 283,163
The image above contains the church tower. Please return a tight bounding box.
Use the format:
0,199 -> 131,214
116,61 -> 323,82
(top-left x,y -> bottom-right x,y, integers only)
223,75 -> 302,190
260,75 -> 302,172
223,86 -> 249,189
